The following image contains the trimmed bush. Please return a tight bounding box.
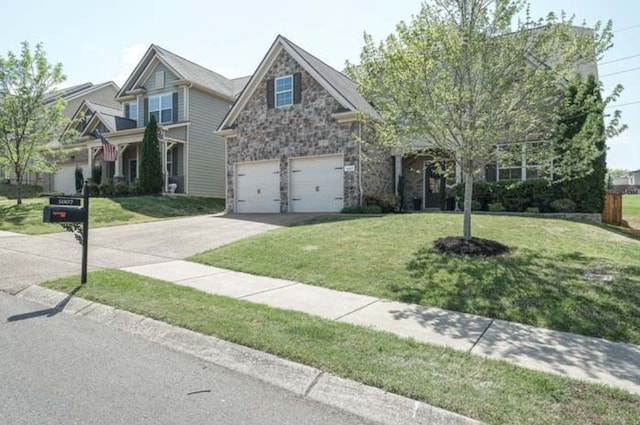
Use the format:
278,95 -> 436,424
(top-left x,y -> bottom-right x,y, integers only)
456,179 -> 555,212
363,194 -> 399,213
526,207 -> 540,213
341,205 -> 383,214
471,200 -> 482,211
114,182 -> 129,195
550,198 -> 577,213
488,202 -> 505,212
87,182 -> 100,196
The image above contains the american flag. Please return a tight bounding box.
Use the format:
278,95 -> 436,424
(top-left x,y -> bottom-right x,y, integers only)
94,131 -> 118,162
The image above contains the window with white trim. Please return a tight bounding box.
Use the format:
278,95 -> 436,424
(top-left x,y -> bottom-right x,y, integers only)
275,75 -> 293,107
149,93 -> 173,124
128,102 -> 138,122
497,142 -> 543,181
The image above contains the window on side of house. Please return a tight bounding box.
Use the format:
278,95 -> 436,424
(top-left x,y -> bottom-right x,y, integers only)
128,102 -> 138,122
149,94 -> 173,124
275,75 -> 293,107
497,143 -> 524,181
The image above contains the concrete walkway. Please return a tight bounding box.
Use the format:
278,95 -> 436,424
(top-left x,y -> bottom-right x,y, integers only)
122,260 -> 640,395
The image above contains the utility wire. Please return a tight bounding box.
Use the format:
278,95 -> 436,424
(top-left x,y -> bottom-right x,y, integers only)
600,66 -> 640,77
614,23 -> 640,33
605,100 -> 640,109
600,53 -> 640,66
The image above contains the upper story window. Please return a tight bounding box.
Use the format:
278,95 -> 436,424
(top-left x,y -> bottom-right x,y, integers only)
275,75 -> 293,107
149,93 -> 173,124
128,102 -> 138,122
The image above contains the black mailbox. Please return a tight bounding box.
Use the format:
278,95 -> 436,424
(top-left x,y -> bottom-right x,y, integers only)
43,206 -> 86,223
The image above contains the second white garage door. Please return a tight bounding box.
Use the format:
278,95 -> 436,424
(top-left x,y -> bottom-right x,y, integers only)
236,160 -> 280,213
54,163 -> 87,195
290,155 -> 344,212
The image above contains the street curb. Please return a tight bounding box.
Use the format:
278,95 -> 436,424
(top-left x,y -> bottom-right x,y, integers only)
14,285 -> 482,425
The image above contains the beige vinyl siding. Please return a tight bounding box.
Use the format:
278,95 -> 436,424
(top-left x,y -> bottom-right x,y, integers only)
64,85 -> 119,119
187,88 -> 230,197
166,126 -> 187,141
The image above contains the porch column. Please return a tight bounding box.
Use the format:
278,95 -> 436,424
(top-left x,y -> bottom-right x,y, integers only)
87,146 -> 93,181
163,139 -> 168,193
394,153 -> 403,196
114,145 -> 128,178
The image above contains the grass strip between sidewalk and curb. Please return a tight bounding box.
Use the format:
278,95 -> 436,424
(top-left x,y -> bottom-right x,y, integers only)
43,270 -> 640,425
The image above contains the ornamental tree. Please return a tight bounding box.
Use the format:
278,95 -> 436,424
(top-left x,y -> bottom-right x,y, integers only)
0,42 -> 71,205
348,0 -> 621,240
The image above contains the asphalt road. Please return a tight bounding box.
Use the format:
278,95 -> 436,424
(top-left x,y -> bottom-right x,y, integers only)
0,293 -> 369,425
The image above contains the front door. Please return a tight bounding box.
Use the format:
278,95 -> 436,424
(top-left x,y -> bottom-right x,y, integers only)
424,163 -> 443,209
129,159 -> 137,183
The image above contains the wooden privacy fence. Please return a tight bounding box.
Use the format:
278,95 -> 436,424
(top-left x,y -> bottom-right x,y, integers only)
602,192 -> 623,225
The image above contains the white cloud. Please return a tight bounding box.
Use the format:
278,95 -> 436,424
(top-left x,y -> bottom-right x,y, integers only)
115,44 -> 147,86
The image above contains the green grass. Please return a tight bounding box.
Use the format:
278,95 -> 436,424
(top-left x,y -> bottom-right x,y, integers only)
44,270 -> 640,425
624,194 -> 640,220
0,182 -> 44,200
191,214 -> 640,345
0,196 -> 225,234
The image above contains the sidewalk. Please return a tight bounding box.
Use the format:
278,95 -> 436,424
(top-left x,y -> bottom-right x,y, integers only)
122,260 -> 640,395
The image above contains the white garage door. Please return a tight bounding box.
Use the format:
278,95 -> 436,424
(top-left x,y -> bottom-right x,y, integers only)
54,163 -> 86,195
236,160 -> 280,213
290,155 -> 344,212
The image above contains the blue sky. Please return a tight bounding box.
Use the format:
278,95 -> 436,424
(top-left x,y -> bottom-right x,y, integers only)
2,0 -> 638,170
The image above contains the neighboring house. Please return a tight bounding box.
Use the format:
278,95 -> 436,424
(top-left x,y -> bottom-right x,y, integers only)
85,44 -> 249,196
6,81 -> 119,191
217,35 -> 393,213
53,100 -> 136,194
612,170 -> 640,194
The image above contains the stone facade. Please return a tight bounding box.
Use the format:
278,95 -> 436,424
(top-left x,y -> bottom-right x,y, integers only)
226,50 -> 393,212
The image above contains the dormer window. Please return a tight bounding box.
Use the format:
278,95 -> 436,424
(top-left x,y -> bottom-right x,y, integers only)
275,75 -> 293,107
149,93 -> 173,124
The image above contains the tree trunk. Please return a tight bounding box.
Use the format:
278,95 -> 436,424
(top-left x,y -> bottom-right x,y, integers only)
463,170 -> 473,240
15,171 -> 23,206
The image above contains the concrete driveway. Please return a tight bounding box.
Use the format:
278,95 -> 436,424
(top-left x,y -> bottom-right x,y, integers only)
0,213 -> 314,295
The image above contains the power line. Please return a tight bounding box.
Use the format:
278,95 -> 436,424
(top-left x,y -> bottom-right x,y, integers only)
605,100 -> 640,109
600,66 -> 640,77
600,53 -> 640,66
614,23 -> 640,33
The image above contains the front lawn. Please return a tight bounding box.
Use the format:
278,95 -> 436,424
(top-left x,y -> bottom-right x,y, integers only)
44,270 -> 640,425
0,196 -> 225,234
191,214 -> 640,345
624,194 -> 640,220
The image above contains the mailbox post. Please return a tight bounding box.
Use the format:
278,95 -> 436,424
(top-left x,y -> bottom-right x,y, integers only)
43,180 -> 90,284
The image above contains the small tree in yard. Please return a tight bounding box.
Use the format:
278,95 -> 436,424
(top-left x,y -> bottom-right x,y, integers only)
139,115 -> 163,194
0,42 -> 71,205
348,0 -> 622,242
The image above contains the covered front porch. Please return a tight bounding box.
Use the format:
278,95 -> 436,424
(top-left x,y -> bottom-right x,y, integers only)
87,131 -> 186,194
394,151 -> 459,211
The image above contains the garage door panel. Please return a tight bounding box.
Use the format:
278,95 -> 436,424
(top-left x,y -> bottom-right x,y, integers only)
54,163 -> 87,195
290,155 -> 344,213
236,161 -> 280,213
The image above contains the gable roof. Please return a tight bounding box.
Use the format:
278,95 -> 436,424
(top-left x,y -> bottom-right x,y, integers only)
219,35 -> 380,130
117,44 -> 243,101
44,81 -> 119,105
65,99 -> 135,139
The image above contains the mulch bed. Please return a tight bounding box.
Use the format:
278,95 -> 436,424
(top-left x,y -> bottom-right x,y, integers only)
433,236 -> 510,257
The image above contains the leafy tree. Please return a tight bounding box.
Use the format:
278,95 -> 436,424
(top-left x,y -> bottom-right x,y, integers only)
608,168 -> 629,179
139,115 -> 163,194
348,0 -> 621,240
556,74 -> 616,212
0,42 -> 71,205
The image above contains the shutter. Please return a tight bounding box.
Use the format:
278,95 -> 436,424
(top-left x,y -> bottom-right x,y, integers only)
172,92 -> 179,123
485,164 -> 497,182
293,72 -> 302,104
124,104 -> 130,119
266,78 -> 275,109
143,98 -> 149,126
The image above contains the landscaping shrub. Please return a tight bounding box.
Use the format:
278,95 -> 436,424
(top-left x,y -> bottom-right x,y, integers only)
363,193 -> 399,213
550,198 -> 577,213
456,179 -> 555,212
488,202 -> 505,212
471,200 -> 482,211
341,205 -> 383,214
74,167 -> 84,193
526,207 -> 540,213
129,182 -> 141,195
87,182 -> 100,197
91,165 -> 102,185
114,182 -> 129,195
